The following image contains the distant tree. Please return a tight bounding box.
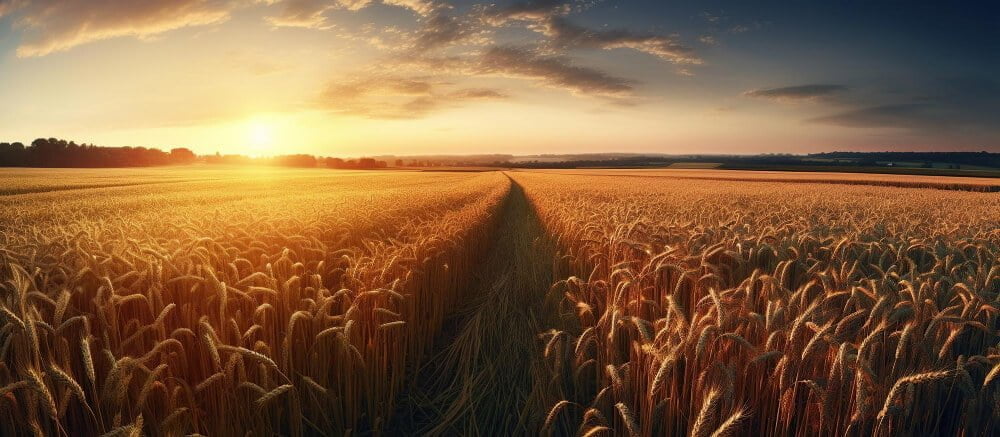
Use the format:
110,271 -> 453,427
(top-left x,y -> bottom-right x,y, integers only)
170,148 -> 197,164
273,154 -> 317,167
394,159 -> 404,167
205,153 -> 254,165
0,143 -> 13,166
358,158 -> 387,169
4,142 -> 26,167
2,138 -> 393,169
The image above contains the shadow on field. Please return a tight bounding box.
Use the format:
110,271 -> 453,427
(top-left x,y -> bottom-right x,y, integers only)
388,174 -> 556,436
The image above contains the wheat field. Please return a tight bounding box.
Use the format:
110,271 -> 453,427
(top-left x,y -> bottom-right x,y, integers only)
1,167 -> 999,436
512,171 -> 1000,437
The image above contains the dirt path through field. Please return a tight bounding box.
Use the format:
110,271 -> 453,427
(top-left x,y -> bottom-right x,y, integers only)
388,174 -> 556,435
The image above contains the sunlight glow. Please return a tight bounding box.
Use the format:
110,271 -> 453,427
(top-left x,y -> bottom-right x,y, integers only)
246,119 -> 275,156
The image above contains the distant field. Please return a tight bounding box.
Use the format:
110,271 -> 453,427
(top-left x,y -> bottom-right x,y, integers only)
667,162 -> 722,169
529,167 -> 1000,191
718,163 -> 1000,179
2,166 -> 999,436
0,165 -> 418,196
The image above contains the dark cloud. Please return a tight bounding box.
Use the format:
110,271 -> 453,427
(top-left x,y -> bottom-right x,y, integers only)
476,46 -> 633,96
540,17 -> 700,64
392,45 -> 635,98
810,104 -> 930,128
809,77 -> 1000,137
5,0 -> 236,57
483,1 -> 700,67
744,84 -> 847,101
320,75 -> 507,118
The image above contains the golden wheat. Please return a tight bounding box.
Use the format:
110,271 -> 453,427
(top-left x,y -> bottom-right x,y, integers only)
0,167 -> 509,435
513,170 -> 1000,436
3,166 -> 998,436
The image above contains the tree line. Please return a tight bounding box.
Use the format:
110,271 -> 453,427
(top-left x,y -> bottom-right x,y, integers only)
0,138 -> 196,167
809,151 -> 1000,168
0,138 -> 389,169
203,153 -> 389,169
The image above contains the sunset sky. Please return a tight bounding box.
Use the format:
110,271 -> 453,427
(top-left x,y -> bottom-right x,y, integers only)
0,0 -> 997,156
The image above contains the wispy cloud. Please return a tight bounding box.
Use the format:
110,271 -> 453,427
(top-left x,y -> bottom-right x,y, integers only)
484,0 -> 700,66
809,104 -> 930,128
383,0 -> 442,16
410,14 -> 483,52
394,45 -> 635,98
483,0 -> 573,25
539,17 -> 701,64
743,84 -> 847,101
476,46 -> 633,96
265,0 -> 338,29
264,0 -> 442,28
808,77 -> 1000,136
7,0 -> 238,57
320,75 -> 507,118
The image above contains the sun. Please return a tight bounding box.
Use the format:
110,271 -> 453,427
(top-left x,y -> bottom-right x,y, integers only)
248,122 -> 273,146
244,118 -> 278,156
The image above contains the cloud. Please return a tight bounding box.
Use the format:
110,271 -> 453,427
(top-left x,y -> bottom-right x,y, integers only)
0,1 -> 17,18
808,77 -> 1000,134
697,11 -> 766,48
449,88 -> 507,99
411,14 -> 478,51
475,46 -> 633,96
320,75 -> 507,118
484,0 -> 572,25
483,2 -> 700,67
338,0 -> 374,10
383,0 -> 441,16
743,84 -> 847,101
394,44 -> 636,97
809,104 -> 931,128
264,0 -> 440,28
265,0 -> 339,29
401,87 -> 506,114
539,17 -> 701,64
8,0 -> 238,57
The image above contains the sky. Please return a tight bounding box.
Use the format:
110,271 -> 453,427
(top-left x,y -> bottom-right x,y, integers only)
0,0 -> 997,156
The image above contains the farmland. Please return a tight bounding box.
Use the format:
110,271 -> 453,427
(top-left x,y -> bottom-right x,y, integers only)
1,166 -> 999,436
511,171 -> 1000,436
